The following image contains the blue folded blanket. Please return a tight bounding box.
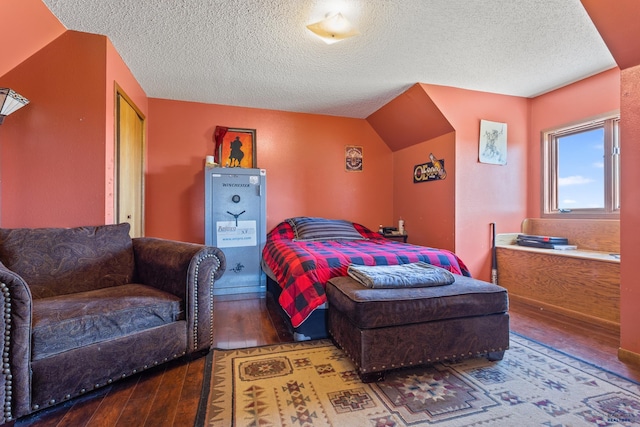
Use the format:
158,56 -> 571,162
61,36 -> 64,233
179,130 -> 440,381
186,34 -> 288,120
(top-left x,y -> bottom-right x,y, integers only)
347,262 -> 456,289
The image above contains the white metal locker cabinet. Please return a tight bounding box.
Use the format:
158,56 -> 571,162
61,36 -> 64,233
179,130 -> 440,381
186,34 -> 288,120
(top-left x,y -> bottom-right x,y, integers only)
204,167 -> 266,295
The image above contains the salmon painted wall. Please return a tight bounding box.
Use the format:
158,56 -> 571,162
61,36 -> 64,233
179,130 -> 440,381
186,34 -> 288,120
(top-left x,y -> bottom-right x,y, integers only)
392,132 -> 456,252
620,65 -> 640,354
367,84 -> 454,152
419,84 -> 529,280
105,40 -> 149,223
147,99 -> 393,243
0,31 -> 109,227
527,68 -> 620,218
0,0 -> 65,78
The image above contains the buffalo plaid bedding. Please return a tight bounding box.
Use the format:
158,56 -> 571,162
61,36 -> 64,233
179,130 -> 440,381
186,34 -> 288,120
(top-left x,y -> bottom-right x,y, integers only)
262,221 -> 471,328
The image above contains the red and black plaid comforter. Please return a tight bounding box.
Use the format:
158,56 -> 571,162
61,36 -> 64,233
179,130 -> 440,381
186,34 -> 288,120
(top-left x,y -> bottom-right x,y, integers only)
262,221 -> 471,328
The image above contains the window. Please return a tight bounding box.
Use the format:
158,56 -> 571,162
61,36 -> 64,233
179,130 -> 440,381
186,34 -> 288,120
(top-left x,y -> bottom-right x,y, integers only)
542,113 -> 620,217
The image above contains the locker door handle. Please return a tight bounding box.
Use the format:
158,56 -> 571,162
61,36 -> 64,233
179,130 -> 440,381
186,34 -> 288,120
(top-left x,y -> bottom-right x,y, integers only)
227,210 -> 246,226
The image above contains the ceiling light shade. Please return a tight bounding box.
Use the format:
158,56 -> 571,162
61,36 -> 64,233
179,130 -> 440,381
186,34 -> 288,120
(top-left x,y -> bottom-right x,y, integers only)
306,13 -> 359,44
0,88 -> 30,125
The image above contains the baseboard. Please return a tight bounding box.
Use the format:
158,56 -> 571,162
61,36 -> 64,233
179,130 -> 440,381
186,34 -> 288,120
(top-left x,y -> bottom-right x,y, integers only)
618,347 -> 640,365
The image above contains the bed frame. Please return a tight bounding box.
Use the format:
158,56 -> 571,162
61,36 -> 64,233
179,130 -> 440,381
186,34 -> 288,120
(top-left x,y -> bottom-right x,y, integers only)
266,276 -> 328,341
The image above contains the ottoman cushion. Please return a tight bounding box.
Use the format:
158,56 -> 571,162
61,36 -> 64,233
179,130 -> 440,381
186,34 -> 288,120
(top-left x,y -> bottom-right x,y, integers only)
326,275 -> 508,329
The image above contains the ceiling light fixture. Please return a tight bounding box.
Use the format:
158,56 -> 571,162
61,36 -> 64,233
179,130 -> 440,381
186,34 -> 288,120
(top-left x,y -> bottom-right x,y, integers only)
306,13 -> 359,45
0,88 -> 30,125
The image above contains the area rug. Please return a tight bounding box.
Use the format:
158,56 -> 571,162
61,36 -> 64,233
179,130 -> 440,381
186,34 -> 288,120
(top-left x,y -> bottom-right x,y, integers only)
195,333 -> 640,426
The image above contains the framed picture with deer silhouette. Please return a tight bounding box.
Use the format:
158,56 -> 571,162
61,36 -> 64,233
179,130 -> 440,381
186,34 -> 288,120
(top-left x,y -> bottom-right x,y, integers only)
216,127 -> 256,168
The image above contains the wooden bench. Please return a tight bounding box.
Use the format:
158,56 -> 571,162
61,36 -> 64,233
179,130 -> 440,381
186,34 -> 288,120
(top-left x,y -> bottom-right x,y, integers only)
496,218 -> 620,332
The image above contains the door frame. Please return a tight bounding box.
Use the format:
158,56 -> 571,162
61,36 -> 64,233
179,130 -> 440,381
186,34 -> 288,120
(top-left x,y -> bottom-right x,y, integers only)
114,83 -> 146,236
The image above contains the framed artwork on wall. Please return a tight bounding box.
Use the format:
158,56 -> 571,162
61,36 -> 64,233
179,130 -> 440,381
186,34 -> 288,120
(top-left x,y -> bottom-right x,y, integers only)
345,145 -> 363,172
214,127 -> 257,168
479,120 -> 507,165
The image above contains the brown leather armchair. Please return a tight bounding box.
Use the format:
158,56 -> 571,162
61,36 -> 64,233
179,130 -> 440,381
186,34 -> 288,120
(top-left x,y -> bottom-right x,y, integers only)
0,223 -> 225,424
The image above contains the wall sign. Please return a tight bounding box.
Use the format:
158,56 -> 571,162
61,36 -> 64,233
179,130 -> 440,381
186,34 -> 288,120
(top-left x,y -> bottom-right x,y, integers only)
414,153 -> 447,183
216,220 -> 257,248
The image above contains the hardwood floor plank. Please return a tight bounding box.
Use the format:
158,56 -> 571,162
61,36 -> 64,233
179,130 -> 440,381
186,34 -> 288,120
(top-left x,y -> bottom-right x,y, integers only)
510,299 -> 640,382
113,365 -> 167,427
143,361 -> 188,427
53,387 -> 112,427
83,376 -> 139,426
174,357 -> 207,424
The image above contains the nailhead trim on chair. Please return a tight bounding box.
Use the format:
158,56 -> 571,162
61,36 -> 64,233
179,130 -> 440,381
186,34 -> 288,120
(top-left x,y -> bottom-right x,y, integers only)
30,350 -> 188,411
208,260 -> 216,347
1,282 -> 13,422
192,253 -> 221,350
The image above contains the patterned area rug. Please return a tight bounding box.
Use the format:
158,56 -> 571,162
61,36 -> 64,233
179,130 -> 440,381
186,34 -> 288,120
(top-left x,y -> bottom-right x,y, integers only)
195,333 -> 640,426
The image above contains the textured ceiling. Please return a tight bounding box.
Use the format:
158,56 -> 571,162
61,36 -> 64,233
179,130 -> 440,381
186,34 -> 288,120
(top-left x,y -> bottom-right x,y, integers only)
42,0 -> 616,119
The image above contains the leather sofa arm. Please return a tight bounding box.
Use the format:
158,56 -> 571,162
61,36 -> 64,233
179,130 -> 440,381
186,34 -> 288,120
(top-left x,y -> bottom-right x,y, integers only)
0,263 -> 34,423
132,238 -> 226,353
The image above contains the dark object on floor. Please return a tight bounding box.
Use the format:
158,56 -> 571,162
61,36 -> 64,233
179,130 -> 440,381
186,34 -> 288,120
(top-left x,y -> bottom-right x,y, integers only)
326,273 -> 509,382
0,223 -> 225,424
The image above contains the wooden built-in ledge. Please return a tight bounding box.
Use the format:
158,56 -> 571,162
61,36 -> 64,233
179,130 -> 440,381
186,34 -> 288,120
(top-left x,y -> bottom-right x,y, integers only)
495,219 -> 620,334
496,233 -> 620,264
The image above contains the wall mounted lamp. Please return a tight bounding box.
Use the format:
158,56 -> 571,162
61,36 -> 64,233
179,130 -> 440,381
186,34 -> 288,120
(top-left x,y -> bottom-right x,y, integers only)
306,13 -> 359,44
0,88 -> 30,125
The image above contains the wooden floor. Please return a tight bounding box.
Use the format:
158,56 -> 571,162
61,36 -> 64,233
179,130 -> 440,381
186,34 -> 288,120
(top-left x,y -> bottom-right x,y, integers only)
14,294 -> 640,426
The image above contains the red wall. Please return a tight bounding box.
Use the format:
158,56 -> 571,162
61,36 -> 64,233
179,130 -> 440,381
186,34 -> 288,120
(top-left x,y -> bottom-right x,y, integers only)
419,84 -> 529,280
620,66 -> 640,353
1,31 -> 108,227
392,132 -> 456,252
370,83 -> 528,279
146,98 -> 394,243
0,30 -> 148,228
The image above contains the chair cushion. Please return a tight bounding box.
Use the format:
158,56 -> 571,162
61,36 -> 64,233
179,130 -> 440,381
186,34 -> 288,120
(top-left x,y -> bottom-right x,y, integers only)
0,223 -> 135,298
326,275 -> 508,329
31,284 -> 183,360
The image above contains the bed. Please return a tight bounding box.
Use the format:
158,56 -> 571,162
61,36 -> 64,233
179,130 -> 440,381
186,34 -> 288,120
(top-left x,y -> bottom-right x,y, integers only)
261,217 -> 471,340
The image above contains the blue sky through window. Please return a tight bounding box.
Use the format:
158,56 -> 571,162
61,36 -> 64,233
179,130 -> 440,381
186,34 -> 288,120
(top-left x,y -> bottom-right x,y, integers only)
557,128 -> 604,210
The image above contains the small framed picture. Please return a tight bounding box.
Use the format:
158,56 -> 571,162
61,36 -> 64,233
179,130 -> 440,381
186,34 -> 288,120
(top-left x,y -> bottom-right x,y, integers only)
216,127 -> 256,168
479,120 -> 507,165
345,145 -> 363,172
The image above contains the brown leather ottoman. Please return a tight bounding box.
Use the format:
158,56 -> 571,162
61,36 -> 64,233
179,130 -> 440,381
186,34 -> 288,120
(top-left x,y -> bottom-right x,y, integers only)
326,275 -> 509,382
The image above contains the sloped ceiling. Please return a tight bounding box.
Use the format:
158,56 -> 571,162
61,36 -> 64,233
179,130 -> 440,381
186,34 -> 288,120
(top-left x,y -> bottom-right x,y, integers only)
0,0 -> 65,77
40,0 -> 616,119
581,0 -> 640,71
367,84 -> 454,152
